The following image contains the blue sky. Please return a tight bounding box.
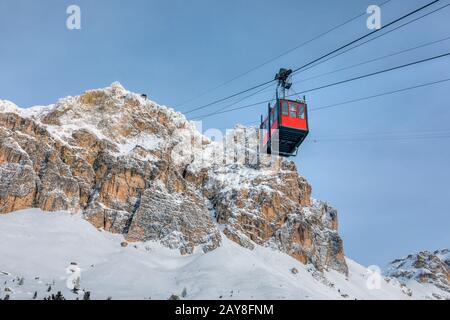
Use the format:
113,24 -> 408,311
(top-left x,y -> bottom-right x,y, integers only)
1,0 -> 449,266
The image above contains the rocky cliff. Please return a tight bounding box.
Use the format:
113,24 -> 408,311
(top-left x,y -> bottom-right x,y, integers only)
0,82 -> 347,274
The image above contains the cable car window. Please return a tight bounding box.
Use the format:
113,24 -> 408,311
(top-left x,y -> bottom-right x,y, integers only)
290,104 -> 297,118
298,105 -> 305,119
282,101 -> 289,116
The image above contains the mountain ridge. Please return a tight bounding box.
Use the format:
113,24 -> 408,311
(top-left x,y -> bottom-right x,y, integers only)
0,82 -> 347,274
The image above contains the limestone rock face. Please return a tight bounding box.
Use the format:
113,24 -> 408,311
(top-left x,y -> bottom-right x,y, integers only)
126,183 -> 221,254
0,84 -> 347,273
186,151 -> 347,274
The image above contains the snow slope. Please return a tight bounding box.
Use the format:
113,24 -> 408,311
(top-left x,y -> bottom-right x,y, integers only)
0,209 -> 417,300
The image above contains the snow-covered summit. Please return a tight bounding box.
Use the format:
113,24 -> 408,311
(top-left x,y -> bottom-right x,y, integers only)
0,100 -> 20,113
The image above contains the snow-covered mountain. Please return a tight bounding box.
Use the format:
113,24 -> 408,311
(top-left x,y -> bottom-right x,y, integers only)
0,82 -> 345,273
385,249 -> 450,300
0,83 -> 447,300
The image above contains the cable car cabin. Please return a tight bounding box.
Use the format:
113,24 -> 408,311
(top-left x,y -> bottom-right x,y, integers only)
260,99 -> 309,157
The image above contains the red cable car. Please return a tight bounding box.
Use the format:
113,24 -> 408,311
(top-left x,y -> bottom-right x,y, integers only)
260,68 -> 309,157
